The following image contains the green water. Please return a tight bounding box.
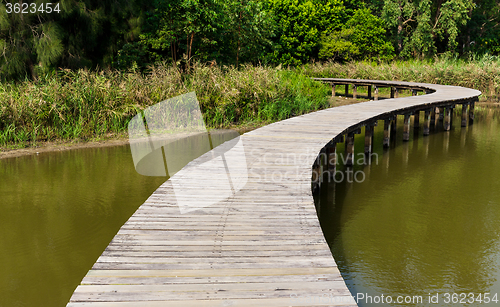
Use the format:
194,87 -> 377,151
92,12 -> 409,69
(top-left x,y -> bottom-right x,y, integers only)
316,107 -> 500,306
0,130 -> 238,306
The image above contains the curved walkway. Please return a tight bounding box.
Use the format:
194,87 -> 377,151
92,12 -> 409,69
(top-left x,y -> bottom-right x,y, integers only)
67,79 -> 481,306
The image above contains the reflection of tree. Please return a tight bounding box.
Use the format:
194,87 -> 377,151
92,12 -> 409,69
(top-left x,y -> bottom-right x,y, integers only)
316,110 -> 500,305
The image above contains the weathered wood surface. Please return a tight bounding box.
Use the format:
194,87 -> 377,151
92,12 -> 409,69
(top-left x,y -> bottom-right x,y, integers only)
68,79 -> 480,306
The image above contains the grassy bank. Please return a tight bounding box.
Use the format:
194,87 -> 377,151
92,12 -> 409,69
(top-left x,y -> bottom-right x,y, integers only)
0,63 -> 333,147
1,58 -> 498,148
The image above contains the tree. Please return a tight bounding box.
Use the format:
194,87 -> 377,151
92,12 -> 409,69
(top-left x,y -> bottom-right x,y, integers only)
319,8 -> 394,61
139,0 -> 224,69
0,1 -> 63,79
57,0 -> 147,69
382,0 -> 474,58
462,0 -> 500,55
223,0 -> 275,66
265,0 -> 346,66
0,0 -> 145,80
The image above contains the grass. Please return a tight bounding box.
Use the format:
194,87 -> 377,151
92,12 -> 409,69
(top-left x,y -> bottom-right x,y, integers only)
0,57 -> 498,148
0,63 -> 333,147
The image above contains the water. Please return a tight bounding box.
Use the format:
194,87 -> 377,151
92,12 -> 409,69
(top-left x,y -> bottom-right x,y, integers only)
0,130 -> 239,306
316,107 -> 500,306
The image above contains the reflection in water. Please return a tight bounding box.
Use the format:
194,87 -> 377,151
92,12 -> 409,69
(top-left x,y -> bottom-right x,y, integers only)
316,108 -> 500,307
0,130 -> 238,307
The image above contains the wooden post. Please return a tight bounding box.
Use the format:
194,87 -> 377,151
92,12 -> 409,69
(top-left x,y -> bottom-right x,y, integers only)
312,158 -> 320,186
383,119 -> 391,148
461,103 -> 468,127
391,116 -> 398,134
368,85 -> 372,99
414,111 -> 420,129
403,114 -> 411,141
353,85 -> 357,99
438,107 -> 444,121
412,89 -> 417,96
430,107 -> 436,125
469,100 -> 475,124
345,132 -> 355,166
423,109 -> 431,136
327,143 -> 337,171
331,83 -> 336,97
390,87 -> 395,98
374,86 -> 379,101
319,147 -> 326,185
345,84 -> 349,96
365,124 -> 374,155
395,88 -> 399,98
444,107 -> 452,131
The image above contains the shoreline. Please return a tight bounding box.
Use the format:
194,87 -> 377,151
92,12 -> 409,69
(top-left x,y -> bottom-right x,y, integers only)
2,98 -> 492,160
0,137 -> 131,160
0,125 -> 263,160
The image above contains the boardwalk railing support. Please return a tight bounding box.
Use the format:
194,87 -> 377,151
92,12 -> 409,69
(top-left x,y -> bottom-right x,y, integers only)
345,84 -> 349,97
423,109 -> 431,136
345,132 -> 355,166
327,143 -> 337,172
353,85 -> 358,99
374,86 -> 379,101
403,114 -> 411,141
444,107 -> 452,131
438,107 -> 444,121
461,103 -> 469,127
364,123 -> 376,155
383,119 -> 392,148
331,84 -> 336,97
368,85 -> 372,99
414,111 -> 420,129
430,107 -> 436,126
391,116 -> 398,134
469,100 -> 475,124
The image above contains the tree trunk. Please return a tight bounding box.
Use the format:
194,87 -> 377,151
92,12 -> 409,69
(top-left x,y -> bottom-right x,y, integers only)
187,32 -> 194,70
397,4 -> 403,54
236,10 -> 242,67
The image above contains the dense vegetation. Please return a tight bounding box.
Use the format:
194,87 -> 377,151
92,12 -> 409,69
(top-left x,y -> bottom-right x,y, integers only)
1,0 -> 499,79
1,58 -> 499,146
0,63 -> 335,144
0,0 -> 499,147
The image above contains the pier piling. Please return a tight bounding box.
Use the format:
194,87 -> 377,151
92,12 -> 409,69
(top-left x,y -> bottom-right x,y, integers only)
403,114 -> 411,141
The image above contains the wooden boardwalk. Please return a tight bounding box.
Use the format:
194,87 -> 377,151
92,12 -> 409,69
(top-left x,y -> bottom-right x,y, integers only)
67,79 -> 481,306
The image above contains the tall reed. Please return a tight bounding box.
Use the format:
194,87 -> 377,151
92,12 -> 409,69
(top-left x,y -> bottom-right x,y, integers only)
0,63 -> 331,146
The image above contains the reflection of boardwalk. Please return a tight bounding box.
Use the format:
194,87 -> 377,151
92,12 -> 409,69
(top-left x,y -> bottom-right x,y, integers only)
68,79 -> 480,306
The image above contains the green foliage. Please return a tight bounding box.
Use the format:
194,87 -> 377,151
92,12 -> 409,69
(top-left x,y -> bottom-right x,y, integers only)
0,1 -> 63,79
115,42 -> 148,70
139,0 -> 223,67
382,0 -> 474,58
320,8 -> 394,61
137,0 -> 274,67
265,0 -> 346,66
319,29 -> 360,61
463,0 -> 500,56
0,0 -> 146,80
220,0 -> 275,66
1,0 -> 500,80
